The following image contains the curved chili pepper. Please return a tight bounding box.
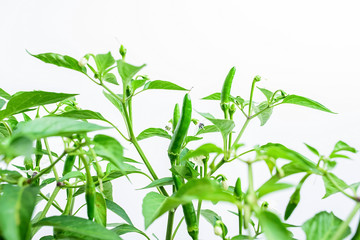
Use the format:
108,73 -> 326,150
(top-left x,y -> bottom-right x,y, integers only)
62,155 -> 76,176
220,67 -> 236,118
172,103 -> 180,133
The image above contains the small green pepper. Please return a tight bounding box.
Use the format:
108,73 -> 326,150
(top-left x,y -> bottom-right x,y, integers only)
35,139 -> 43,167
220,67 -> 236,118
168,94 -> 192,165
85,180 -> 96,220
62,155 -> 76,176
172,103 -> 180,133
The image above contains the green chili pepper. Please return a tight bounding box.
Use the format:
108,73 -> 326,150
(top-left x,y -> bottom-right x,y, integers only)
35,139 -> 43,167
85,180 -> 96,220
168,93 -> 192,165
234,177 -> 242,199
172,103 -> 180,133
173,175 -> 199,240
62,155 -> 76,176
220,67 -> 236,118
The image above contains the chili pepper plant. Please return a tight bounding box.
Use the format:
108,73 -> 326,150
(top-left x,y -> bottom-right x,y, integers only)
0,46 -> 359,240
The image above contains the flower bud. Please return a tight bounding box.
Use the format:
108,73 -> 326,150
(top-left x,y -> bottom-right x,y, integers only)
221,179 -> 229,190
214,225 -> 223,236
78,57 -> 88,67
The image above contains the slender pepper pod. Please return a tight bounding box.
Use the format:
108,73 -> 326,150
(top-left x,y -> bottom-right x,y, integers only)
234,178 -> 242,199
62,155 -> 76,176
85,181 -> 96,220
173,175 -> 199,240
172,103 -> 180,133
220,67 -> 236,117
168,94 -> 192,165
35,139 -> 43,167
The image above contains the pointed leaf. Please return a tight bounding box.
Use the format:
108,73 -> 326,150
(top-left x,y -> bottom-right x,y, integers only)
253,101 -> 272,126
196,125 -> 220,135
183,143 -> 223,160
332,140 -> 357,154
95,52 -> 115,73
13,117 -> 108,139
258,210 -> 292,240
0,185 -> 39,240
0,91 -> 77,120
59,171 -> 85,181
198,112 -> 235,138
304,143 -> 319,156
29,51 -> 86,73
136,128 -> 171,141
103,73 -> 118,85
111,224 -> 150,239
139,177 -> 174,189
33,215 -> 121,240
103,91 -> 124,114
322,173 -> 349,199
201,92 -> 221,100
302,211 -> 350,240
57,110 -> 106,121
95,192 -> 107,226
257,87 -> 273,101
256,181 -> 293,198
282,94 -> 334,113
117,61 -> 145,87
0,88 -> 11,100
105,199 -> 133,226
144,80 -> 187,91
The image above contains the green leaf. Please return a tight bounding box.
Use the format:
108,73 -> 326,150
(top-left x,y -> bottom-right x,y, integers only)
95,192 -> 107,227
143,179 -> 239,228
13,117 -> 108,139
183,143 -> 223,160
197,112 -> 235,138
258,210 -> 292,240
144,80 -> 187,91
57,109 -> 106,121
59,171 -> 85,181
170,163 -> 199,180
253,101 -> 272,126
332,140 -> 357,154
142,192 -> 168,228
0,91 -> 77,120
93,135 -> 127,173
184,136 -> 203,145
117,60 -> 145,87
0,99 -> 5,110
105,199 -> 133,226
201,92 -> 221,100
102,182 -> 113,201
28,51 -> 86,73
256,181 -> 293,198
282,94 -> 334,113
95,52 -> 115,74
136,128 -> 171,141
196,125 -> 220,135
103,91 -> 124,114
103,73 -> 119,85
257,87 -> 273,102
322,173 -> 349,199
0,136 -> 33,161
0,185 -> 39,240
0,88 -> 11,100
139,177 -> 174,189
131,79 -> 147,92
304,143 -> 319,156
111,224 -> 150,240
201,209 -> 222,226
259,143 -> 319,173
302,211 -> 350,240
33,215 -> 121,240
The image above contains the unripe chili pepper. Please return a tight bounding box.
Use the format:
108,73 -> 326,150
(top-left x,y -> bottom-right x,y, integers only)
173,175 -> 199,240
284,174 -> 309,220
35,139 -> 43,167
229,103 -> 236,120
62,155 -> 76,176
85,180 -> 96,220
220,67 -> 236,118
168,94 -> 192,165
172,103 -> 180,133
234,178 -> 242,200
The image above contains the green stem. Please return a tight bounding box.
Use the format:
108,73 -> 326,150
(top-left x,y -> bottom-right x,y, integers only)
31,151 -> 67,183
165,210 -> 175,240
63,188 -> 73,215
330,203 -> 360,240
196,200 -> 202,226
39,187 -> 61,219
248,79 -> 257,116
238,207 -> 243,235
231,118 -> 250,150
39,192 -> 63,213
171,217 -> 185,240
105,120 -> 129,141
44,138 -> 59,180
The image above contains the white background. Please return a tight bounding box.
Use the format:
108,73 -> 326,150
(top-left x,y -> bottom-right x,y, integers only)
1,1 -> 360,239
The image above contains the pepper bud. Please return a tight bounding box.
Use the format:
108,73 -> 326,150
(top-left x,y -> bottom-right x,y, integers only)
120,45 -> 127,59
78,57 -> 88,67
214,220 -> 223,236
221,179 -> 229,190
